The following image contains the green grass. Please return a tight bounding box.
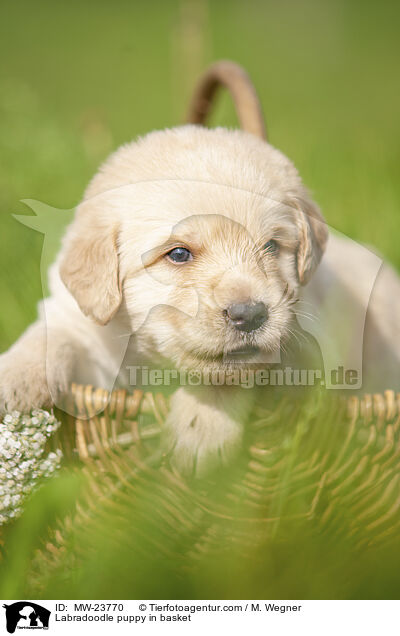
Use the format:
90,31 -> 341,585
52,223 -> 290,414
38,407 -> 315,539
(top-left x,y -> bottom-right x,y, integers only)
0,0 -> 399,350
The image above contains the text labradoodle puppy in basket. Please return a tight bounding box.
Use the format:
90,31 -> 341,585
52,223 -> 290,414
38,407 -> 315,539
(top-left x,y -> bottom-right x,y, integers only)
1,62 -> 400,474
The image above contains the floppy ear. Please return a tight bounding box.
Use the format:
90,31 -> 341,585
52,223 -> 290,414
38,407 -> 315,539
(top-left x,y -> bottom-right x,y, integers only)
59,218 -> 122,325
294,197 -> 328,285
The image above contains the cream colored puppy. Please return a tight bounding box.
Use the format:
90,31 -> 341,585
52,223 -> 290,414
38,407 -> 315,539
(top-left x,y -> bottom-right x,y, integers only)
1,125 -> 400,474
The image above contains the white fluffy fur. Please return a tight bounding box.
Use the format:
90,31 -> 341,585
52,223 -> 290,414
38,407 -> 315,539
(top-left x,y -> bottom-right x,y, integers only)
1,125 -> 400,475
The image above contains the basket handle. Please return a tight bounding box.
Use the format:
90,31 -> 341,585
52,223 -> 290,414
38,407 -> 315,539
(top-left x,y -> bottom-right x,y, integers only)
186,60 -> 267,140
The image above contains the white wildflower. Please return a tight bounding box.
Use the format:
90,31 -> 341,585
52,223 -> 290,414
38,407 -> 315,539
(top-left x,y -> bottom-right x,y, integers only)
0,409 -> 62,525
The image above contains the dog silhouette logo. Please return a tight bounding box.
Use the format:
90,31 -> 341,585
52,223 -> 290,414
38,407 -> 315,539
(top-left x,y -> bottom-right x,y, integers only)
3,602 -> 50,633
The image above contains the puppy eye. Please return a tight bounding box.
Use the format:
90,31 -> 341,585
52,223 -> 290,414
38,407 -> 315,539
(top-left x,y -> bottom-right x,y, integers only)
166,247 -> 193,263
262,239 -> 279,255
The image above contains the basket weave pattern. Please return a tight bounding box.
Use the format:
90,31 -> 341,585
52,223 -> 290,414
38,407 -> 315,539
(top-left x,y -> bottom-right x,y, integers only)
37,384 -> 400,563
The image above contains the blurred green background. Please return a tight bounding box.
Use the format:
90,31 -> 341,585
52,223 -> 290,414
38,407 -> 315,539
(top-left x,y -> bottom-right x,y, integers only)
0,0 -> 399,351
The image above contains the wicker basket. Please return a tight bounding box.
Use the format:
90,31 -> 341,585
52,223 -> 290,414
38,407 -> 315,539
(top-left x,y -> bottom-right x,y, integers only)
41,383 -> 400,553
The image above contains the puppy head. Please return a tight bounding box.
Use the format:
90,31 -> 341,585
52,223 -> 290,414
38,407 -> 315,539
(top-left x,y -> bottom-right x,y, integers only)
59,126 -> 327,369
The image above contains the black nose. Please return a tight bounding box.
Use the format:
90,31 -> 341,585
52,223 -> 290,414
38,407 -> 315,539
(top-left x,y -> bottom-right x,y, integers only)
225,301 -> 268,332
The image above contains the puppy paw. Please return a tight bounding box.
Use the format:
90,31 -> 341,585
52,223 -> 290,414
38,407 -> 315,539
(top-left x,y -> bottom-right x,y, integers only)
0,334 -> 74,414
0,352 -> 52,414
163,387 -> 245,477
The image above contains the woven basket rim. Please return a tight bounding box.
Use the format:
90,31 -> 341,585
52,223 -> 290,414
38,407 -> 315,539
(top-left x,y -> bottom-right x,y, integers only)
66,382 -> 400,423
